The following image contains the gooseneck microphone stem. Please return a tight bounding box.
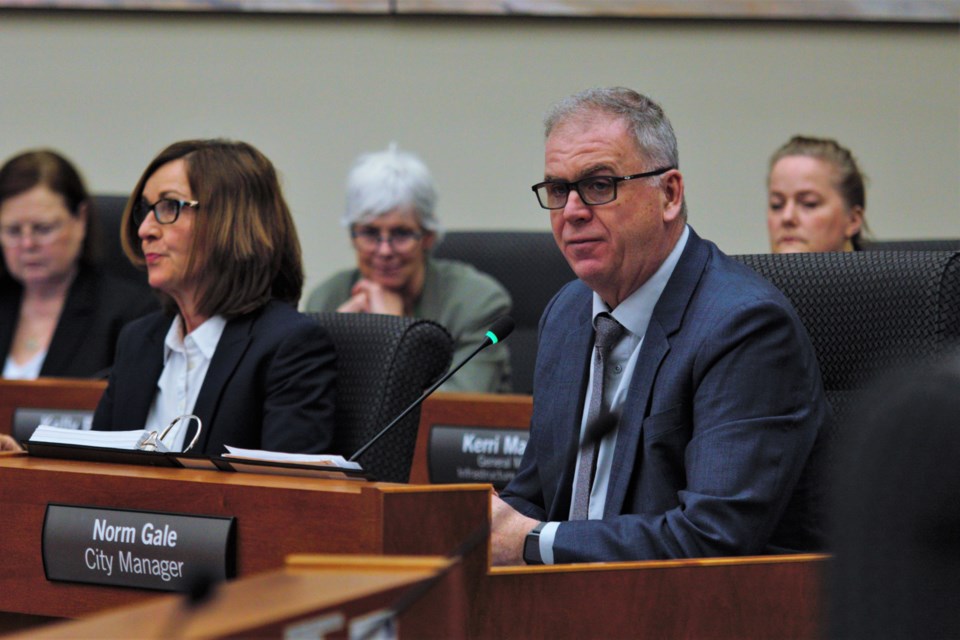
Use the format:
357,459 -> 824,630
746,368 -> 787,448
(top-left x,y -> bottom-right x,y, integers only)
349,341 -> 486,462
348,316 -> 515,463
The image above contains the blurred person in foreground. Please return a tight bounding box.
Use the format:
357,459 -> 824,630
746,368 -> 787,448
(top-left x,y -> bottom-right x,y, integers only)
829,351 -> 960,639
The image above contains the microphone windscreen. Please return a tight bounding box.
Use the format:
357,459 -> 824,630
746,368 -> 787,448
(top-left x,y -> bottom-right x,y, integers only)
584,414 -> 619,444
487,316 -> 516,343
185,572 -> 217,607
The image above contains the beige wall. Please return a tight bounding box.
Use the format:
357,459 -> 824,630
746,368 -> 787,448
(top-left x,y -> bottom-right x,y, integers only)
1,12 -> 957,302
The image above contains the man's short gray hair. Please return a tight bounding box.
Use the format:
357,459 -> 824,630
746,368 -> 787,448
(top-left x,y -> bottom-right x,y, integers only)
544,87 -> 686,218
341,144 -> 444,242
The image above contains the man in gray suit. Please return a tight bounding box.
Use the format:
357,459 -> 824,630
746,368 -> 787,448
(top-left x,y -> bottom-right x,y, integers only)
491,87 -> 829,565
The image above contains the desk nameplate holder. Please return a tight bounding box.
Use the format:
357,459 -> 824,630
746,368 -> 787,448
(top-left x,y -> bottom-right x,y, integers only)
43,504 -> 236,592
13,408 -> 93,441
427,424 -> 529,489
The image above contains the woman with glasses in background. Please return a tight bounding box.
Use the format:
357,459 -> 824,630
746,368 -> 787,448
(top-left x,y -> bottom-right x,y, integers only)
0,149 -> 156,379
306,145 -> 512,393
91,139 -> 337,455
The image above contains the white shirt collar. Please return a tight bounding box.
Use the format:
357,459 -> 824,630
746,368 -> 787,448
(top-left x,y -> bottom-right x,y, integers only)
162,315 -> 228,363
592,224 -> 690,338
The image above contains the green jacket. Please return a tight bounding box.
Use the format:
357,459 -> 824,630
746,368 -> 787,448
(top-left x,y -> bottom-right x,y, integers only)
305,258 -> 512,393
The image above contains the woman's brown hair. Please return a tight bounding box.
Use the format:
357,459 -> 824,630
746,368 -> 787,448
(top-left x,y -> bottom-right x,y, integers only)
0,149 -> 98,276
121,139 -> 303,317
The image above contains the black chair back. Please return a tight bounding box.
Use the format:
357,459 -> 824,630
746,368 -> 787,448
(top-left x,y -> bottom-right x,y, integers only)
434,231 -> 575,394
733,251 -> 960,426
91,194 -> 151,291
862,239 -> 960,252
310,312 -> 453,483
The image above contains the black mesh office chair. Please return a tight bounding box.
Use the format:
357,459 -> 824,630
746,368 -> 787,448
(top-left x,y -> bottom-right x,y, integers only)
433,231 -> 575,394
310,312 -> 453,483
733,250 -> 960,427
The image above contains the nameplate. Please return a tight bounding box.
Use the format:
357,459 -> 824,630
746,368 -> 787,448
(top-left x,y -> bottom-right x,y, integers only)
428,425 -> 529,489
43,504 -> 236,592
13,408 -> 93,441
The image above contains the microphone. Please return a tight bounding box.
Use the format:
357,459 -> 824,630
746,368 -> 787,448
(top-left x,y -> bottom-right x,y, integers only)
583,413 -> 619,445
349,316 -> 515,463
90,367 -> 112,380
183,571 -> 217,607
159,571 -> 219,638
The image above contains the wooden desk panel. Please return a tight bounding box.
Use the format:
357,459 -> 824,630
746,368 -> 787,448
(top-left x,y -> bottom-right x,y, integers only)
0,456 -> 489,619
473,554 -> 826,639
1,381 -> 825,638
9,551 -> 825,639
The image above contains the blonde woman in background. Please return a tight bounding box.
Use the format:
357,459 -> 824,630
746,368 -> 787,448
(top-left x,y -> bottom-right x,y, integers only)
766,135 -> 867,253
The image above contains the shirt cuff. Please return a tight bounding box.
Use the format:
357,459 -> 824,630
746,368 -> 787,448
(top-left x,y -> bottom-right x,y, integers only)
539,521 -> 560,565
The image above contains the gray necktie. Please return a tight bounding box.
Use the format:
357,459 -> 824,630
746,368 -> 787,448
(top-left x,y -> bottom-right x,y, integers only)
571,313 -> 624,520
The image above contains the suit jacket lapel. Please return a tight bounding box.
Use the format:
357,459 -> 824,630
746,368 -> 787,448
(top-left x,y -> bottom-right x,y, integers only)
123,317 -> 166,429
0,283 -> 21,362
547,310 -> 594,520
189,312 -> 253,452
604,229 -> 711,516
604,320 -> 669,516
42,268 -> 95,375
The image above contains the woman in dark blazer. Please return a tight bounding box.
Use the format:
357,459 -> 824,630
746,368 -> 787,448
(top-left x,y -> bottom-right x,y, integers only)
92,139 -> 337,456
0,149 -> 156,379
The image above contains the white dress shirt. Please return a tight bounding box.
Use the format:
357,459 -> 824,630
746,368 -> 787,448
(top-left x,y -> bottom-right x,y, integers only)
3,350 -> 46,380
539,225 -> 689,564
143,315 -> 227,452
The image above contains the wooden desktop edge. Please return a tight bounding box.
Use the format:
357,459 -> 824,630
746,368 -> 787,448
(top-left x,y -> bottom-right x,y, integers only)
286,553 -> 456,572
489,552 -> 828,575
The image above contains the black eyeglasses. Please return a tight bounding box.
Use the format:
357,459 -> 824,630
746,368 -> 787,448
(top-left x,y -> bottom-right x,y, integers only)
531,166 -> 674,210
133,198 -> 200,226
351,226 -> 424,252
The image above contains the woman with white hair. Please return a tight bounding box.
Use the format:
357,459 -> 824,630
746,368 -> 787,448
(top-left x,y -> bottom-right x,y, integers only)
305,145 -> 512,393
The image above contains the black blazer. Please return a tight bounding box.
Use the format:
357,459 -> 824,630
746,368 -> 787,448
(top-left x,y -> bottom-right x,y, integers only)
92,300 -> 337,456
0,265 -> 158,378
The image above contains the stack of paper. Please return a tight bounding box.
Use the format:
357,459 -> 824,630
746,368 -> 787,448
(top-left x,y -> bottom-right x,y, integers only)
29,425 -> 152,451
223,446 -> 362,471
